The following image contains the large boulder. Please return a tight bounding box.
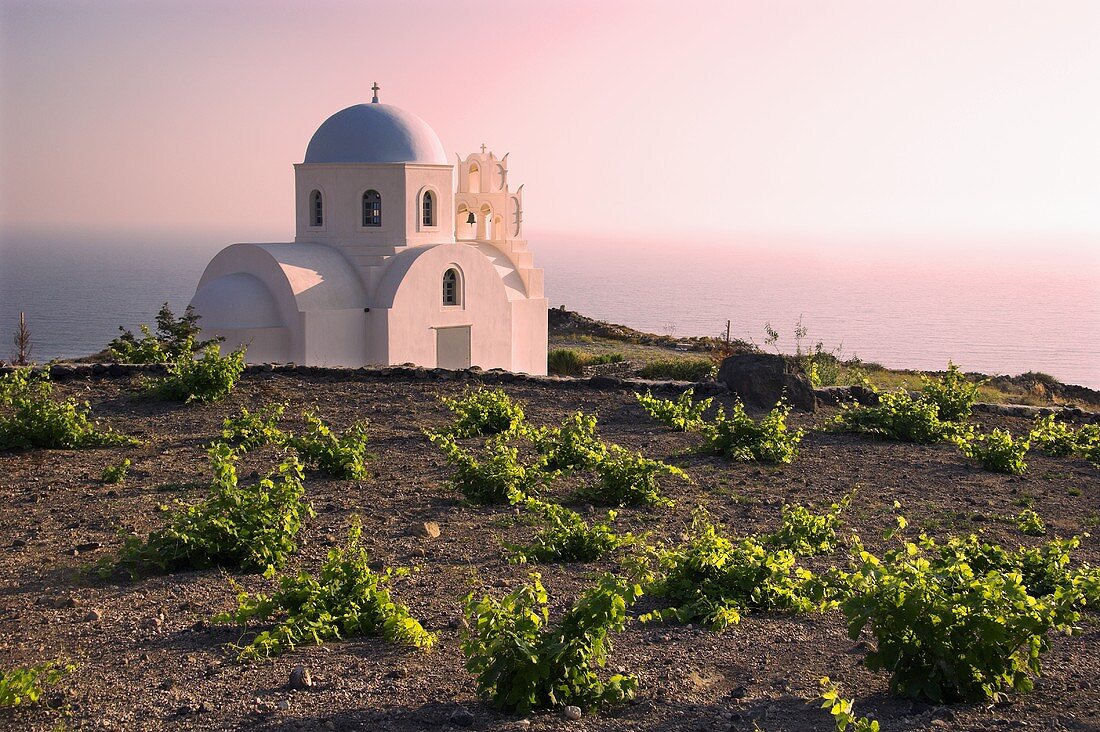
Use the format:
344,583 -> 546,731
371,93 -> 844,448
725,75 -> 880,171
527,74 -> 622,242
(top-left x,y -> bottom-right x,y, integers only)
717,353 -> 817,412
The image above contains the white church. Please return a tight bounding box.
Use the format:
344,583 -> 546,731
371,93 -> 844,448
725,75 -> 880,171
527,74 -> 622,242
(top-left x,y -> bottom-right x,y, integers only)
190,86 -> 548,374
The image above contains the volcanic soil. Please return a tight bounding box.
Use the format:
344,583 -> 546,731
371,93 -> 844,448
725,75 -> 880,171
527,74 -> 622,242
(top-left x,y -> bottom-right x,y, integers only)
1,372 -> 1098,731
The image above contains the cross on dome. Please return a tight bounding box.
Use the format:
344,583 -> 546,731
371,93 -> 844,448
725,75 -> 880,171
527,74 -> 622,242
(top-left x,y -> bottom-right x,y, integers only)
371,82 -> 380,104
480,143 -> 487,154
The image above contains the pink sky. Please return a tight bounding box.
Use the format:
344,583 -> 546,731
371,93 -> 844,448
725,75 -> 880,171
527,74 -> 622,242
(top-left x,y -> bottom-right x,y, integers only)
2,0 -> 1100,254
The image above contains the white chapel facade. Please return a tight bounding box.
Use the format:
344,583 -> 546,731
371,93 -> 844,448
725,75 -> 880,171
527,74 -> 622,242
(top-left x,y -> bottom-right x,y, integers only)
190,86 -> 548,374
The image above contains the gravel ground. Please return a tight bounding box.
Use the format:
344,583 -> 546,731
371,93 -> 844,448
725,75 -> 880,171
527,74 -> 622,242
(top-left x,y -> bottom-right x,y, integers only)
1,372 -> 1098,732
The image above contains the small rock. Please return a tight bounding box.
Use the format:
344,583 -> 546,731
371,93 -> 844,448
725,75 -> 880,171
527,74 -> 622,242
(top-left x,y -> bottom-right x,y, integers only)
414,521 -> 441,539
564,705 -> 582,721
84,608 -> 103,622
11,538 -> 26,548
513,721 -> 531,730
289,665 -> 313,690
449,706 -> 475,727
276,699 -> 290,711
75,541 -> 102,553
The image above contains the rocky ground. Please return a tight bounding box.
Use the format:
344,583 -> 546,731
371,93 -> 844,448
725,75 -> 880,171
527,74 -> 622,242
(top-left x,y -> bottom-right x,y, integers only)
1,371 -> 1098,731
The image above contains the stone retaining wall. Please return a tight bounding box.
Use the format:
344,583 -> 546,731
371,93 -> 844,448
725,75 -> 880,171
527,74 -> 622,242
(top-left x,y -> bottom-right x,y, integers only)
2,363 -> 1095,422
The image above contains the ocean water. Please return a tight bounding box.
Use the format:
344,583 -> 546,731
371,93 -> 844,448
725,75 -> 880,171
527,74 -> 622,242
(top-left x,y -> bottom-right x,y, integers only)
1,231 -> 1098,388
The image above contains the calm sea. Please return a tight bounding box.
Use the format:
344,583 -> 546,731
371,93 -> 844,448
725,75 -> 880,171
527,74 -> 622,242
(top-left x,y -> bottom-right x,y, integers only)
2,231 -> 1098,389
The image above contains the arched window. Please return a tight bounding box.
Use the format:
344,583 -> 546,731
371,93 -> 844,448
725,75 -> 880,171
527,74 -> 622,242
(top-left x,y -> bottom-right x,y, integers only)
362,190 -> 381,227
442,268 -> 461,306
422,190 -> 435,227
309,190 -> 323,227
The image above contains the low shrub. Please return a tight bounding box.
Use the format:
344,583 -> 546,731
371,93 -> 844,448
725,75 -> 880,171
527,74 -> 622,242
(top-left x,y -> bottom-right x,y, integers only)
767,492 -> 853,556
1030,416 -> 1100,465
147,340 -> 246,403
462,572 -> 642,713
703,399 -> 803,464
0,369 -> 136,450
547,349 -> 626,376
547,348 -> 586,376
835,531 -> 1090,702
920,362 -> 982,422
961,428 -> 1029,475
507,499 -> 634,563
115,446 -> 313,574
1016,509 -> 1047,536
532,411 -> 607,472
100,458 -> 132,484
1028,415 -> 1079,457
108,303 -> 221,363
438,388 -> 526,438
215,518 -> 434,660
581,444 -> 685,508
635,388 -> 713,432
835,389 -> 968,444
639,357 -> 716,382
430,432 -> 540,504
641,508 -> 818,630
220,403 -> 287,453
815,677 -> 879,732
0,661 -> 75,708
287,411 -> 370,480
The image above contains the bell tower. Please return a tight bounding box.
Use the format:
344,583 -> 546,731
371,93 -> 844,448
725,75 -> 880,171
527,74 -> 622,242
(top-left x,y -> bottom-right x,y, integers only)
454,147 -> 524,243
453,146 -> 540,301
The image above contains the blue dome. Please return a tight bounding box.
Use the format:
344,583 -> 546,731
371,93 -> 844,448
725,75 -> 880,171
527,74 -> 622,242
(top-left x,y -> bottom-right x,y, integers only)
304,103 -> 447,164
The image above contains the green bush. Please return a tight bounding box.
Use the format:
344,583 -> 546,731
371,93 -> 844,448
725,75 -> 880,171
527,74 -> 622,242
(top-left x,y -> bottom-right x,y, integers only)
703,399 -> 804,464
532,411 -> 607,472
641,508 -> 818,630
108,303 -> 221,363
767,492 -> 853,556
148,340 -> 246,403
220,403 -> 287,453
0,369 -> 136,450
547,349 -> 625,376
287,411 -> 370,479
815,677 -> 879,732
547,348 -> 586,376
961,428 -> 1029,475
920,362 -> 982,422
438,388 -> 526,437
215,518 -> 434,660
507,499 -> 634,563
635,388 -> 713,432
1029,417 -> 1099,465
1028,415 -> 1079,457
430,432 -> 540,504
100,458 -> 132,484
462,572 -> 642,713
639,357 -> 716,382
115,446 -> 314,574
836,531 -> 1089,702
0,661 -> 75,708
835,389 -> 968,444
1016,509 -> 1047,536
581,444 -> 685,508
